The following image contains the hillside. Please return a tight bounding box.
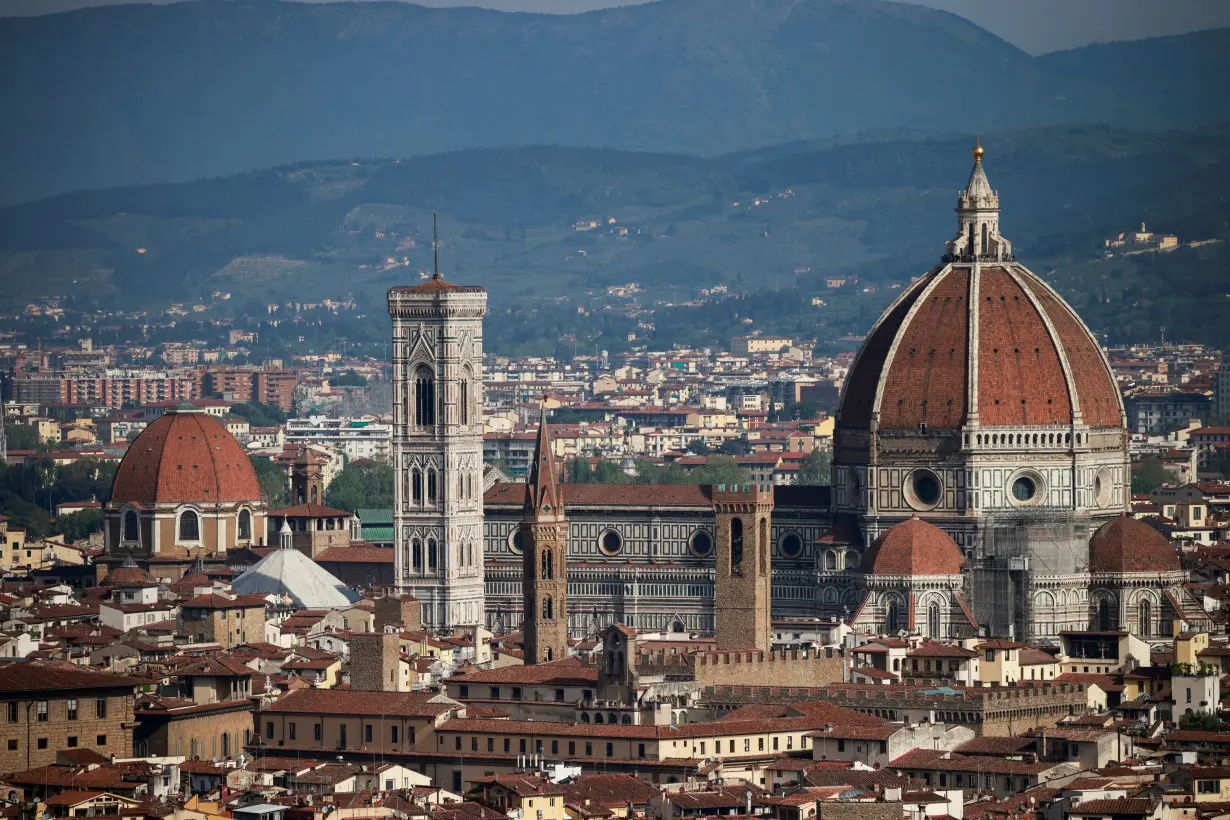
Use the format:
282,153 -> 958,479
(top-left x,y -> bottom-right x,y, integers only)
2,124 -> 1228,354
2,0 -> 1228,204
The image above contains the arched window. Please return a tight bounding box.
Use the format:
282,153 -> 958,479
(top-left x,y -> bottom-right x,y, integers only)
730,518 -> 743,574
1097,598 -> 1112,632
825,551 -> 838,571
886,601 -> 899,633
759,517 -> 768,573
580,713 -> 590,724
981,222 -> 989,254
543,596 -> 553,620
928,603 -> 941,639
427,469 -> 438,504
414,366 -> 436,427
310,485 -> 319,504
428,539 -> 438,572
1138,599 -> 1152,637
237,509 -> 251,540
967,222 -> 974,255
545,648 -> 553,662
460,377 -> 471,426
123,510 -> 139,542
412,539 -> 423,573
594,712 -> 604,725
412,468 -> 422,505
542,550 -> 553,580
179,510 -> 200,542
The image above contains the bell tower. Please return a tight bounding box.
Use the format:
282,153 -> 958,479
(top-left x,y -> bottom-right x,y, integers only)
713,486 -> 773,651
290,448 -> 326,506
521,407 -> 569,664
387,220 -> 487,630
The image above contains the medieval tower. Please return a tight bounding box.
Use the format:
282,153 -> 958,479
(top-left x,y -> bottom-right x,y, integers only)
713,486 -> 773,651
521,409 -> 569,663
388,234 -> 487,630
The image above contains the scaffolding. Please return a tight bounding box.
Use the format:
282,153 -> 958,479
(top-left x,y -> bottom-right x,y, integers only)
971,507 -> 1092,641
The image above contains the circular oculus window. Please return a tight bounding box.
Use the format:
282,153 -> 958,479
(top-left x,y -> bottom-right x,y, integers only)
778,532 -> 804,559
688,529 -> 713,557
508,529 -> 525,554
905,469 -> 943,510
598,528 -> 623,556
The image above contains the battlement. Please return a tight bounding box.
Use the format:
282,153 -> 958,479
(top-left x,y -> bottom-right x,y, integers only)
704,681 -> 1087,710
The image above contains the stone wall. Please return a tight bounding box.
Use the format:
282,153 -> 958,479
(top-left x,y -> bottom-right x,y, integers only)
0,690 -> 134,772
692,647 -> 846,689
351,632 -> 403,692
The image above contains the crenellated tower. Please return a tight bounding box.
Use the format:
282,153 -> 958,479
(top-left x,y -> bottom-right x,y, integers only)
713,486 -> 773,651
387,227 -> 487,630
521,408 -> 569,663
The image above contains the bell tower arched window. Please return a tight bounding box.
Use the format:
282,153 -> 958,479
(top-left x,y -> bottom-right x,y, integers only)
460,376 -> 471,426
543,596 -> 553,620
412,539 -> 423,573
414,366 -> 436,427
123,510 -> 139,542
730,518 -> 744,574
427,539 -> 438,572
411,469 -> 423,505
427,469 -> 438,504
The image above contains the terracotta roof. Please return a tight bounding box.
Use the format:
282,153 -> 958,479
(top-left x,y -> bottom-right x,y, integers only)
859,517 -> 965,576
275,503 -> 352,518
1089,514 -> 1180,573
390,276 -> 484,295
315,547 -> 395,564
183,593 -> 268,609
0,659 -> 143,692
449,656 -> 597,686
110,408 -> 262,504
838,264 -> 1122,431
1068,799 -> 1156,816
261,687 -> 455,718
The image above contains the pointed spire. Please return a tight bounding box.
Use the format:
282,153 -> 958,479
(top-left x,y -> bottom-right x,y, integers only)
121,553 -> 138,569
525,400 -> 562,516
963,139 -> 994,205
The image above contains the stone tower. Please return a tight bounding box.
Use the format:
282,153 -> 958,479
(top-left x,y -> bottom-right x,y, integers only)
349,632 -> 407,692
290,448 -> 326,506
713,486 -> 773,651
387,237 -> 487,631
522,408 -> 569,664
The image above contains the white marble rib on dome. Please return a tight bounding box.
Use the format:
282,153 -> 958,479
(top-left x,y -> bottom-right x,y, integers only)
232,547 -> 360,609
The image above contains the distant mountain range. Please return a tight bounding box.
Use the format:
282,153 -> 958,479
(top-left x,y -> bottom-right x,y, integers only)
1,0 -> 1228,205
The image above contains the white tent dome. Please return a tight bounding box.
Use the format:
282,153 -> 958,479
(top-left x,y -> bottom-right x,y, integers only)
232,546 -> 360,609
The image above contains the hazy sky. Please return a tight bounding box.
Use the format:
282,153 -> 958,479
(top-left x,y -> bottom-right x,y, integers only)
2,0 -> 1229,54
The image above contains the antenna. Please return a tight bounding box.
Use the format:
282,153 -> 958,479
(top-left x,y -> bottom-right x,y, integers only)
432,211 -> 441,281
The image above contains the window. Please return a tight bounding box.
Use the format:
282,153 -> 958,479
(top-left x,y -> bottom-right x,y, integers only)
472,737 -> 478,751
460,378 -> 471,426
491,687 -> 500,699
96,698 -> 107,719
488,737 -> 494,752
459,685 -> 469,698
585,742 -> 592,756
985,650 -> 996,662
535,740 -> 543,754
67,736 -> 77,748
366,724 -> 374,743
412,469 -> 423,505
179,510 -> 200,541
123,510 -> 139,541
415,367 -> 437,427
569,741 -> 576,756
729,740 -> 735,753
238,509 -> 252,540
266,721 -> 274,739
554,688 -> 564,701
758,738 -> 764,751
36,701 -> 47,722
314,724 -> 322,741
513,687 -> 523,700
37,738 -> 47,750
427,470 -> 438,504
730,518 -> 743,573
289,722 -> 297,740
504,738 -> 511,753
606,742 -> 614,757
67,699 -> 78,720
6,740 -> 15,751
837,739 -> 845,752
391,726 -> 399,744
7,702 -> 16,723
1199,781 -> 1220,795
455,736 -> 462,751
552,740 -> 559,754
428,539 -> 438,571
452,771 -> 462,794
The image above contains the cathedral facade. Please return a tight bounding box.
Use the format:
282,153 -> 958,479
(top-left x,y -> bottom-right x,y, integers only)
387,146 -> 1185,644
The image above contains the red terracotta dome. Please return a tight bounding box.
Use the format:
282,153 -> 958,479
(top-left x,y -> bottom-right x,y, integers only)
860,517 -> 965,576
1089,514 -> 1180,574
110,408 -> 262,505
837,265 -> 1121,432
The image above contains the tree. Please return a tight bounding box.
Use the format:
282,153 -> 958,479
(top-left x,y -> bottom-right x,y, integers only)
56,508 -> 103,543
3,424 -> 42,452
795,448 -> 832,486
685,439 -> 710,456
1180,711 -> 1222,731
332,370 -> 368,387
249,456 -> 289,510
690,456 -> 752,486
1132,456 -> 1175,494
325,459 -> 394,512
231,402 -> 287,428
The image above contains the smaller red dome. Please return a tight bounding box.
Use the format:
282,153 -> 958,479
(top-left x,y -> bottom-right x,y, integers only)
111,409 -> 262,505
1089,514 -> 1180,573
860,517 -> 965,576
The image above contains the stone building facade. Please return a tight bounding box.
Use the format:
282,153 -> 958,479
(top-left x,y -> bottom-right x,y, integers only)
0,662 -> 139,772
178,593 -> 268,649
388,266 -> 487,630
